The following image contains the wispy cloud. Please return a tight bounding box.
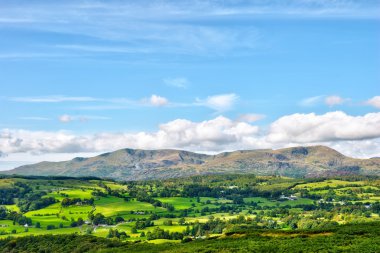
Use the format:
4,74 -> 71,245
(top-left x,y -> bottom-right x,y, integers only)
196,93 -> 239,112
12,93 -> 239,112
299,95 -> 325,107
55,44 -> 152,54
19,117 -> 50,121
300,95 -> 349,107
59,114 -> 110,123
366,96 -> 380,109
10,96 -> 98,103
164,77 -> 189,89
324,95 -> 346,106
2,1 -> 375,61
0,0 -> 380,60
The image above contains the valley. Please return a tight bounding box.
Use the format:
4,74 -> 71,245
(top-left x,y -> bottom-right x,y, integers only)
0,174 -> 380,252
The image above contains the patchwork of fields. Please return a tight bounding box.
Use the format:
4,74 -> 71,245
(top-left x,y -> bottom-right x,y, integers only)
1,175 -> 380,244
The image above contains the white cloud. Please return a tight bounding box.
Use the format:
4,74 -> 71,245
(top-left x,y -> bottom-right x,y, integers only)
2,112 -> 380,161
0,116 -> 259,155
59,115 -> 72,123
164,77 -> 189,88
366,96 -> 380,109
267,111 -> 380,143
324,95 -> 345,106
197,93 -> 239,111
237,113 -> 265,123
149,95 -> 169,107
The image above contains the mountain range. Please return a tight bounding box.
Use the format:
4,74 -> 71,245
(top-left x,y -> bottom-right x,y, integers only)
3,145 -> 380,181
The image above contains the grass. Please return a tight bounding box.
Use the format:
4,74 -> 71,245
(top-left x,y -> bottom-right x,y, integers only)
293,180 -> 364,190
2,204 -> 20,212
94,197 -> 165,217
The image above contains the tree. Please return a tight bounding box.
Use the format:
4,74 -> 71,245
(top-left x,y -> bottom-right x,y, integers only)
35,222 -> 41,228
77,217 -> 84,226
115,216 -> 125,223
92,213 -> 106,225
163,219 -> 173,226
46,224 -> 55,230
179,217 -> 186,225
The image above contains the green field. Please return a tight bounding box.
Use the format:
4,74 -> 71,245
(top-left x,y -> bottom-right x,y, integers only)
0,174 -> 380,251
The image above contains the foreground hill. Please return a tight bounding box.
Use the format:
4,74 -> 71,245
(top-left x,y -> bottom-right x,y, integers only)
5,145 -> 380,180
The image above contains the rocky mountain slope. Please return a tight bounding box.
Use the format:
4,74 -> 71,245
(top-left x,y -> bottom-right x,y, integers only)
4,146 -> 380,180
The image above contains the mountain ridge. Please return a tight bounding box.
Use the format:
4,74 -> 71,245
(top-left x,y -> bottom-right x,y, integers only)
3,145 -> 380,181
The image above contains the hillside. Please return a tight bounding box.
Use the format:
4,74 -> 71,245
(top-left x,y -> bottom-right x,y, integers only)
4,146 -> 380,180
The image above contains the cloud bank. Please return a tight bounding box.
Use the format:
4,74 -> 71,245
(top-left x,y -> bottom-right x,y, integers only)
1,111 -> 380,161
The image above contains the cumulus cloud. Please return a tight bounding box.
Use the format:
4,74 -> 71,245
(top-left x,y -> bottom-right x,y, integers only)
0,116 -> 259,154
237,114 -> 265,123
197,93 -> 239,111
267,111 -> 380,143
2,112 -> 380,160
149,95 -> 169,107
366,96 -> 380,109
164,77 -> 189,88
324,95 -> 345,106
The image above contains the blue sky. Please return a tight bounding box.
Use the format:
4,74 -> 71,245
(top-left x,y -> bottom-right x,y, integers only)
0,0 -> 380,170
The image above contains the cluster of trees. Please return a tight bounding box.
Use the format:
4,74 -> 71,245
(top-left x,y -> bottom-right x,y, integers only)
0,207 -> 32,226
146,227 -> 184,240
61,197 -> 94,207
70,217 -> 84,227
17,191 -> 57,212
131,190 -> 175,211
0,182 -> 32,205
88,213 -> 113,225
134,219 -> 154,229
107,229 -> 129,240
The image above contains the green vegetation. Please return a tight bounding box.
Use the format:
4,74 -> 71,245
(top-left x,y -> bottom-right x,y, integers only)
0,222 -> 379,252
0,174 -> 380,252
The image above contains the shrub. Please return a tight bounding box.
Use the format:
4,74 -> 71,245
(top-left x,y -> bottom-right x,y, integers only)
46,224 -> 55,230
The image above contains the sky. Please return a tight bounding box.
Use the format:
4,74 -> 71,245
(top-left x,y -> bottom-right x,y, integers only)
0,0 -> 380,170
